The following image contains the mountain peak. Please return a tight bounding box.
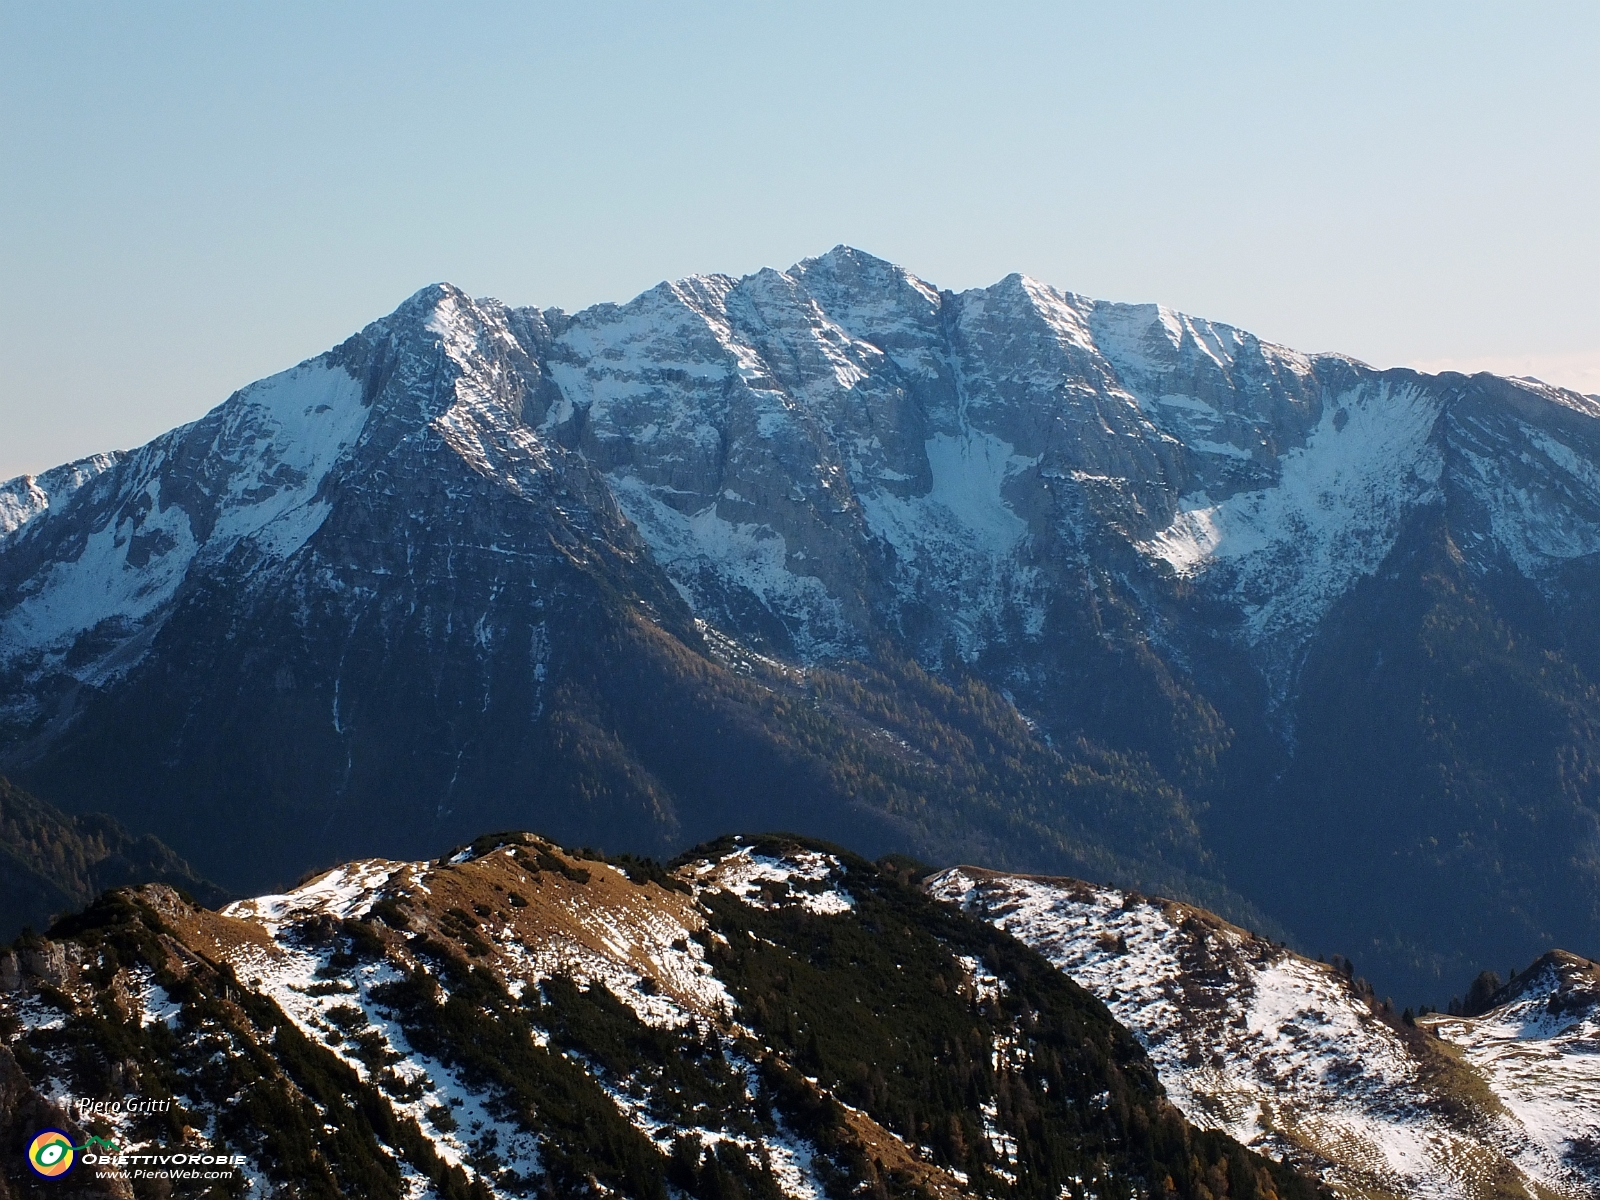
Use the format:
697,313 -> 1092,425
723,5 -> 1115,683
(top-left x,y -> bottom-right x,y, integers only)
8,250 -> 1600,1016
796,242 -> 896,273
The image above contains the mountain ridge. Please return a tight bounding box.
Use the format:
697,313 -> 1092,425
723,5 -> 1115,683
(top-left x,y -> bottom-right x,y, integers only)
4,248 -> 1600,1002
0,831 -> 1332,1200
5,829 -> 1593,1198
932,864 -> 1600,1200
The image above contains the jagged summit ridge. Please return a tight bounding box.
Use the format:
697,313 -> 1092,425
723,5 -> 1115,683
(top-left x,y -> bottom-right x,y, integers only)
10,249 -> 1600,677
518,247 -> 1363,666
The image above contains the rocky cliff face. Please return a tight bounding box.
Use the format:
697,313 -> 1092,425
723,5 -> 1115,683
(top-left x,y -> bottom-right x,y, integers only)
4,248 -> 1600,1002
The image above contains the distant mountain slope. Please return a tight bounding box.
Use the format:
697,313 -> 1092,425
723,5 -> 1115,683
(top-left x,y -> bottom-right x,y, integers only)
932,866 -> 1600,1200
0,775 -> 225,939
0,834 -> 1326,1200
5,248 -> 1600,999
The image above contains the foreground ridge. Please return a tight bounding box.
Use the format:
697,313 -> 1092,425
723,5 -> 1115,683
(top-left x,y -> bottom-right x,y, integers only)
0,833 -> 1326,1199
931,867 -> 1600,1200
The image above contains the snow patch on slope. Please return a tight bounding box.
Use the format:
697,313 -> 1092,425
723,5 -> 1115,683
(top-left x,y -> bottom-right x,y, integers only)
857,430 -> 1043,657
1426,960 -> 1600,1196
1456,422 -> 1600,576
210,362 -> 371,544
134,972 -> 183,1028
859,432 -> 1034,558
0,362 -> 367,669
1137,382 -> 1443,654
223,859 -> 404,932
693,846 -> 856,917
606,474 -> 859,660
0,478 -> 199,666
930,868 -> 1592,1200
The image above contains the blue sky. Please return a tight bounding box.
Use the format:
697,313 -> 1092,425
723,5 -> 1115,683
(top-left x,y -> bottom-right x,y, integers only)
2,1 -> 1597,480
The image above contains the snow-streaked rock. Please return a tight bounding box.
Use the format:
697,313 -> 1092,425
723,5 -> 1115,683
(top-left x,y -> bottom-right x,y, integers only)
690,844 -> 857,917
932,866 -> 1600,1200
0,362 -> 368,673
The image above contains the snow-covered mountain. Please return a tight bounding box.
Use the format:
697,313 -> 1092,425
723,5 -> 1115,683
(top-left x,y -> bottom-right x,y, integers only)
18,249 -> 1600,709
932,867 -> 1600,1200
536,251 -> 1600,687
4,248 -> 1600,1002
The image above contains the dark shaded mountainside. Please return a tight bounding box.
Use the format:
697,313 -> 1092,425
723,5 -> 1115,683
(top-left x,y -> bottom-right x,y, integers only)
0,776 -> 225,940
0,834 -> 1328,1200
4,247 -> 1600,1001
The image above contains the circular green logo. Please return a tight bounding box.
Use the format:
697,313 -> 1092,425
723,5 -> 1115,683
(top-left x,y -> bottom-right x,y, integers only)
27,1129 -> 75,1178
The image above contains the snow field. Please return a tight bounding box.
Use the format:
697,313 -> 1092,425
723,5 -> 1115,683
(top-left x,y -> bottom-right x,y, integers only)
1134,382 -> 1444,658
